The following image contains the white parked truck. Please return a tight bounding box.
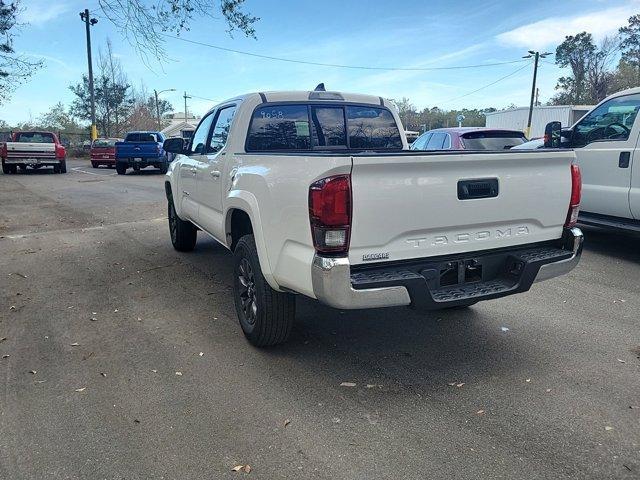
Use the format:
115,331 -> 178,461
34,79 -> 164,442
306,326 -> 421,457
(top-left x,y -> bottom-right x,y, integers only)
163,87 -> 583,346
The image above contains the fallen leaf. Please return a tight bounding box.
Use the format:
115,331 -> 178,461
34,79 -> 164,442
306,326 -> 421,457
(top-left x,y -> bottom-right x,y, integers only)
629,405 -> 639,409
35,380 -> 46,384
500,326 -> 509,332
100,372 -> 107,377
366,384 -> 382,389
134,419 -> 140,424
617,359 -> 626,364
476,410 -> 485,415
447,382 -> 457,386
28,370 -> 36,375
114,309 -> 118,313
151,369 -> 157,373
75,387 -> 86,392
232,465 -> 251,473
90,317 -> 98,322
2,354 -> 9,359
70,342 -> 80,346
604,426 -> 614,431
198,352 -> 204,357
175,371 -> 182,376
284,419 -> 291,428
456,383 -> 465,388
0,337 -> 6,342
546,388 -> 552,393
9,306 -> 16,311
340,382 -> 356,387
525,378 -> 531,383
92,312 -> 97,315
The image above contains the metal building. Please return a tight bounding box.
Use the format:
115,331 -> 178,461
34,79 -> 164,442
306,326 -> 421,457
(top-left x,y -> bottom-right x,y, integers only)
485,105 -> 593,138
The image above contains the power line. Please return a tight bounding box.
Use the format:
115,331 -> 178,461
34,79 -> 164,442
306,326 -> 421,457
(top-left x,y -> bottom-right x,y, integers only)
440,61 -> 532,104
162,34 -> 529,72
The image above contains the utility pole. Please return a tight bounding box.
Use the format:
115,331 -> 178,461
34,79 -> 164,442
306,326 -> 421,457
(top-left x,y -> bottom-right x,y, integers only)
154,88 -> 176,130
535,87 -> 540,107
523,50 -> 551,138
79,9 -> 98,141
183,92 -> 191,122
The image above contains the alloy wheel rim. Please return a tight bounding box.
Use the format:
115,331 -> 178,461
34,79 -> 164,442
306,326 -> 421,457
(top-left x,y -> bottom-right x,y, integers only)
238,258 -> 257,325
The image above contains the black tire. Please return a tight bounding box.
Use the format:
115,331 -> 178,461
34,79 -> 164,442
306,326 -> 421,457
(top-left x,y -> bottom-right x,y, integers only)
2,162 -> 16,174
59,160 -> 67,174
233,235 -> 295,347
116,163 -> 127,175
91,161 -> 98,168
159,163 -> 168,174
168,197 -> 197,252
52,164 -> 60,174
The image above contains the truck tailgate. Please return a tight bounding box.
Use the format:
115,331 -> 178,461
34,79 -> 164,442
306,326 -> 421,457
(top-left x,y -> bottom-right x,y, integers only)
349,150 -> 575,265
6,142 -> 56,158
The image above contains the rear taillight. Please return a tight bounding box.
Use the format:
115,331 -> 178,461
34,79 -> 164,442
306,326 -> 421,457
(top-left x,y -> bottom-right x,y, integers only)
55,145 -> 65,159
565,164 -> 581,227
309,175 -> 351,255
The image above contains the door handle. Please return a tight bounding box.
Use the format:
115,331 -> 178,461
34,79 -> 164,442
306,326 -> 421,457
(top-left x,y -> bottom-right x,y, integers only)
210,170 -> 221,178
619,152 -> 630,168
182,190 -> 190,196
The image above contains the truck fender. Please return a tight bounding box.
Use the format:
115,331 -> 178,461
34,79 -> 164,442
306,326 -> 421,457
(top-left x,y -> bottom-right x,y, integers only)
224,190 -> 279,290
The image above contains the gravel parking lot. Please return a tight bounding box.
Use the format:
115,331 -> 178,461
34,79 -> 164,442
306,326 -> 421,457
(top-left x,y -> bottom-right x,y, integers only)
0,159 -> 638,480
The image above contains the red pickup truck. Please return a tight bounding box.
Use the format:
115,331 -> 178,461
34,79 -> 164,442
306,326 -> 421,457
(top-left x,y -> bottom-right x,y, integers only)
1,131 -> 67,174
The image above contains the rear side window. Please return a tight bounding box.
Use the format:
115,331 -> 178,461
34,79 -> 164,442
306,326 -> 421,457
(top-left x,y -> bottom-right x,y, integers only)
461,131 -> 526,150
346,106 -> 402,149
125,133 -> 158,142
246,105 -> 310,151
16,132 -> 54,143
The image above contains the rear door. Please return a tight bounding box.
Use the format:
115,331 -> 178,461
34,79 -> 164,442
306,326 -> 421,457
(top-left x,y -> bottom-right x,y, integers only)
349,150 -> 575,266
571,92 -> 640,219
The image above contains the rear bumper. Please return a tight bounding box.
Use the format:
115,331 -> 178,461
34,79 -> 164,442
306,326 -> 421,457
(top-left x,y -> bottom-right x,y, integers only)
4,158 -> 60,165
116,157 -> 166,167
311,227 -> 583,310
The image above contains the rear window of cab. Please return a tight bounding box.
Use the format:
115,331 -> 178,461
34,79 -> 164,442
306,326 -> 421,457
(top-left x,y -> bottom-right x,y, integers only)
246,104 -> 403,151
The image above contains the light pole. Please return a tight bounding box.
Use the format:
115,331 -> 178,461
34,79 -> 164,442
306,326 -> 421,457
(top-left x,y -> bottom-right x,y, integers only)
183,91 -> 192,122
79,9 -> 98,141
154,88 -> 176,130
523,50 -> 552,138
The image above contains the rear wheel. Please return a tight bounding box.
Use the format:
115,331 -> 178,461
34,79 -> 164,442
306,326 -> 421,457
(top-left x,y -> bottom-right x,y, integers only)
168,197 -> 197,251
91,161 -> 98,168
52,164 -> 60,174
59,160 -> 67,174
233,235 -> 295,347
116,163 -> 127,175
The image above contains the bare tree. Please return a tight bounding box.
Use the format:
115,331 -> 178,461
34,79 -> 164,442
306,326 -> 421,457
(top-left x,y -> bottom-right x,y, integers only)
97,0 -> 258,63
0,0 -> 42,104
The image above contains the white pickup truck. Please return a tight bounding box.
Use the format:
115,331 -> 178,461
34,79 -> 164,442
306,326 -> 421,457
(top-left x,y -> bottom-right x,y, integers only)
163,88 -> 583,346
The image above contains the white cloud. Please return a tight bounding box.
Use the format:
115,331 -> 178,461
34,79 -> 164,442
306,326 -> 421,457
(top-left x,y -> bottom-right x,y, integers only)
18,1 -> 70,27
496,3 -> 639,50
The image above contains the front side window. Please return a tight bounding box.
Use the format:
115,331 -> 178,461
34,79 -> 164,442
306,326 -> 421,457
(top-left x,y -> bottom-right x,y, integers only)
246,105 -> 310,151
426,132 -> 446,150
346,106 -> 402,149
411,133 -> 431,150
573,93 -> 640,147
311,107 -> 346,147
189,113 -> 215,155
208,105 -> 237,153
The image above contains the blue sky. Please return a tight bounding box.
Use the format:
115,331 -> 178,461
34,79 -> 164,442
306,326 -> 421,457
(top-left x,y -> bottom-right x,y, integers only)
3,0 -> 638,124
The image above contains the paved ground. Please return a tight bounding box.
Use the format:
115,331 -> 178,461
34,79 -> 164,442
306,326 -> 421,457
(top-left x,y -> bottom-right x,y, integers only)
0,159 -> 638,480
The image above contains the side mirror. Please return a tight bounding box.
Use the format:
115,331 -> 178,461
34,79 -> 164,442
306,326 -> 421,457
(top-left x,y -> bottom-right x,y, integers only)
163,137 -> 186,154
543,121 -> 562,148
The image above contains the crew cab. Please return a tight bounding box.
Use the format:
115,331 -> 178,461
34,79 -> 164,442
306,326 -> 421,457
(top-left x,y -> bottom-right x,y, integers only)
115,131 -> 168,175
91,138 -> 122,168
163,87 -> 583,347
1,131 -> 67,174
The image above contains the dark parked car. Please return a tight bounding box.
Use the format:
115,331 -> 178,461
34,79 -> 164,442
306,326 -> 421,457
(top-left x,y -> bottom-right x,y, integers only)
410,127 -> 527,151
90,138 -> 122,168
